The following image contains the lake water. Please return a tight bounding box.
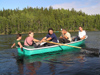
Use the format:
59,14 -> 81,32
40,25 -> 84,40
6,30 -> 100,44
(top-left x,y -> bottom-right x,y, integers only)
0,31 -> 100,75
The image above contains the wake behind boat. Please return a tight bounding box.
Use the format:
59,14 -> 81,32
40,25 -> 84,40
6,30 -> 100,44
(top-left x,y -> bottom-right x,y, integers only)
17,39 -> 86,56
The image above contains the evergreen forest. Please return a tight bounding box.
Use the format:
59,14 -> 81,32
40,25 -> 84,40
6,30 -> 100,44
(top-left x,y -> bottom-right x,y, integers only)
0,6 -> 100,34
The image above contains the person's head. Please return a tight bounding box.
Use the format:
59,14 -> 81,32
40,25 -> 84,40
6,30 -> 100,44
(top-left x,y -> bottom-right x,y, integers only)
79,26 -> 83,32
28,31 -> 34,37
16,34 -> 22,40
48,28 -> 54,35
61,29 -> 67,34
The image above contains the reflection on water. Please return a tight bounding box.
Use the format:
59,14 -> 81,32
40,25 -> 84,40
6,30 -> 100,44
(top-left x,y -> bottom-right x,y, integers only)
0,31 -> 100,75
15,48 -> 87,75
7,45 -> 99,75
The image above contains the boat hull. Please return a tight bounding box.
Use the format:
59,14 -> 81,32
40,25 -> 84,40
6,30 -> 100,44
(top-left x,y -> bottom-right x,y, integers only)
17,39 -> 85,56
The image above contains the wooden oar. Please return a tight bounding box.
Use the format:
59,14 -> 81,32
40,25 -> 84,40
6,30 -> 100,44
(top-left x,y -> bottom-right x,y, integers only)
45,41 -> 82,49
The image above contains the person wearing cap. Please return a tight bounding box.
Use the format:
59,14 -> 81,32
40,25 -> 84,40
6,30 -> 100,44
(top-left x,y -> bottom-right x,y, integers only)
59,29 -> 72,43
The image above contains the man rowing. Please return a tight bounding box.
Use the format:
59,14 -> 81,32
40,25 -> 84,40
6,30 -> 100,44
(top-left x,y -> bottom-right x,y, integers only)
40,28 -> 57,46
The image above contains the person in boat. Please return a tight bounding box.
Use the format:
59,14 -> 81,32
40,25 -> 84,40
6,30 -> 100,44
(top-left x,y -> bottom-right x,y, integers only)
40,28 -> 57,46
11,34 -> 23,48
59,29 -> 72,43
73,26 -> 86,41
78,26 -> 86,40
24,31 -> 40,48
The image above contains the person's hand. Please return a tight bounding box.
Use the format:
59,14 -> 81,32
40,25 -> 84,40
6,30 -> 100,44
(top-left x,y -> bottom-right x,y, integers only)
43,40 -> 46,42
20,46 -> 23,48
60,36 -> 63,38
11,46 -> 13,48
40,41 -> 42,43
38,40 -> 40,42
40,40 -> 45,43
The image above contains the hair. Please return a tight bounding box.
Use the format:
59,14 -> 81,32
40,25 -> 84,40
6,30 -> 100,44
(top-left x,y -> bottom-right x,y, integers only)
62,29 -> 66,31
28,31 -> 33,34
48,28 -> 54,32
79,26 -> 83,28
28,31 -> 34,36
79,26 -> 83,29
16,33 -> 22,39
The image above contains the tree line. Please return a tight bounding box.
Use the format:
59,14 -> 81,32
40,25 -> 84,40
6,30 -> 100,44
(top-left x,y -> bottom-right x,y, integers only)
0,6 -> 100,34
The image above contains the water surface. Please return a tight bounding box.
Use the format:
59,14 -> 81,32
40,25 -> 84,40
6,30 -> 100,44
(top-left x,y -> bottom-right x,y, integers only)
0,31 -> 100,75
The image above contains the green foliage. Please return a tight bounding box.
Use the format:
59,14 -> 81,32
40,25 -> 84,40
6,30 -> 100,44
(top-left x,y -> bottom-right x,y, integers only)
0,7 -> 100,34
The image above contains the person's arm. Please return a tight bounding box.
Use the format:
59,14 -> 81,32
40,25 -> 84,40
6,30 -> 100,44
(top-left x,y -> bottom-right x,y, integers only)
59,34 -> 63,38
11,43 -> 15,48
33,39 -> 40,42
63,35 -> 68,39
40,37 -> 47,43
80,35 -> 86,40
59,36 -> 63,38
80,31 -> 86,40
18,42 -> 23,48
62,33 -> 68,39
46,37 -> 52,41
46,33 -> 56,41
40,36 -> 52,42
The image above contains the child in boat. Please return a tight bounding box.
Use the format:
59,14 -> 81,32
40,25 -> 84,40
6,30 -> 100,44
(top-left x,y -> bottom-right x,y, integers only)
11,34 -> 23,48
24,31 -> 40,48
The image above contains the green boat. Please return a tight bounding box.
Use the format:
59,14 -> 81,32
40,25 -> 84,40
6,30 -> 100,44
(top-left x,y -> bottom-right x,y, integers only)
17,39 -> 86,56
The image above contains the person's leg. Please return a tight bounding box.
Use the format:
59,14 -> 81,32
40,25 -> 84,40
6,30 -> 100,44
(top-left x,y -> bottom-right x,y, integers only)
77,36 -> 80,40
64,39 -> 70,43
59,38 -> 65,43
73,36 -> 80,41
33,43 -> 37,48
40,43 -> 49,47
72,36 -> 76,41
33,43 -> 40,48
59,38 -> 62,43
46,43 -> 54,46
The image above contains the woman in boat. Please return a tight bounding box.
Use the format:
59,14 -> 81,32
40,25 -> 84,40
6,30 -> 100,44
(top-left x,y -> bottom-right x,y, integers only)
11,34 -> 23,48
24,31 -> 40,48
59,29 -> 72,43
40,28 -> 57,46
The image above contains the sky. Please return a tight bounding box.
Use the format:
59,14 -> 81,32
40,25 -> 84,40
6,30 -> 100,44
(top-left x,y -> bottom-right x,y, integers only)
0,0 -> 100,15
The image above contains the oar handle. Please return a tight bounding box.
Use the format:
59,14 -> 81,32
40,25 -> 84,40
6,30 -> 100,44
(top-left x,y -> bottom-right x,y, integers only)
46,41 -> 82,49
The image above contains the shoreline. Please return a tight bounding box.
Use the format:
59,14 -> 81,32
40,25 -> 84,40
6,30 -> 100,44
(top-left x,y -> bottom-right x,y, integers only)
0,30 -> 99,35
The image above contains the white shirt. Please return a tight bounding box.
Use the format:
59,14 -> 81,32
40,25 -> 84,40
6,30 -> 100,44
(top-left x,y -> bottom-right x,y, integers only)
62,32 -> 72,41
78,30 -> 86,38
